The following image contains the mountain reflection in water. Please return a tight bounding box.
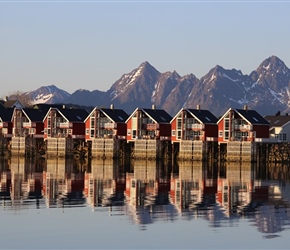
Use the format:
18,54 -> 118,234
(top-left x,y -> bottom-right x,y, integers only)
0,157 -> 290,239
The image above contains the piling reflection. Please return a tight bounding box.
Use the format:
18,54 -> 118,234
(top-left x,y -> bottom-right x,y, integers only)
0,157 -> 289,236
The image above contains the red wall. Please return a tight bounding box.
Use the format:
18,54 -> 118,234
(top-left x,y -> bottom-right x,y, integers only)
253,125 -> 269,138
171,119 -> 177,142
116,123 -> 127,137
159,124 -> 171,137
126,117 -> 133,141
72,123 -> 85,136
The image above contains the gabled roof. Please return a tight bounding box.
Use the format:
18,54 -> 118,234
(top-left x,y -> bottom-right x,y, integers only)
100,108 -> 129,123
33,104 -> 66,114
43,107 -> 89,122
22,108 -> 45,122
0,107 -> 13,122
264,115 -> 290,128
172,108 -> 218,124
142,108 -> 172,123
235,109 -> 269,125
217,108 -> 269,125
59,108 -> 89,122
2,100 -> 23,108
125,107 -> 172,124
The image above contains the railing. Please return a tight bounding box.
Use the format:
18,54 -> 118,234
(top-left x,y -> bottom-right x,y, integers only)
255,138 -> 279,143
230,136 -> 254,142
234,124 -> 252,130
146,124 -> 159,130
103,123 -> 117,129
0,122 -> 8,128
58,122 -> 72,128
72,135 -> 85,139
23,122 -> 36,128
186,124 -> 203,130
206,137 -> 218,142
160,136 -> 171,141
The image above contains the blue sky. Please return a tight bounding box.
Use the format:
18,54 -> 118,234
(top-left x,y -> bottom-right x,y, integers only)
1,1 -> 290,96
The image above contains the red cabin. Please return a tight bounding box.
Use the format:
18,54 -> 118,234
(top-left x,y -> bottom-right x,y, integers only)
43,107 -> 88,140
171,106 -> 218,142
217,106 -> 270,143
84,105 -> 128,141
126,105 -> 172,141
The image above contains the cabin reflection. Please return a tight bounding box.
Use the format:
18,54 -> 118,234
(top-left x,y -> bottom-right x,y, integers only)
84,159 -> 125,208
0,157 -> 289,236
125,160 -> 173,225
170,161 -> 218,219
0,159 -> 11,204
43,158 -> 85,208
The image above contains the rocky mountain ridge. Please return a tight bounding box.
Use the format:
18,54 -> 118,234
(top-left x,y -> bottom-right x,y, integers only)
17,55 -> 290,117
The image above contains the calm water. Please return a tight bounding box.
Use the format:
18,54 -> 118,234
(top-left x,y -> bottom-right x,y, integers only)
0,157 -> 289,249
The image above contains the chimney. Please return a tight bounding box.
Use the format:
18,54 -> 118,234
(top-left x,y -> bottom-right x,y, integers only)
152,104 -> 156,110
110,104 -> 114,110
286,113 -> 288,116
243,105 -> 248,110
276,111 -> 281,116
62,104 -> 66,109
197,104 -> 200,110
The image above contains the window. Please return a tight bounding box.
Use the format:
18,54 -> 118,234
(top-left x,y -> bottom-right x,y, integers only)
90,117 -> 95,138
177,119 -> 182,129
86,129 -> 89,135
219,130 -> 223,137
29,128 -> 35,134
90,129 -> 94,138
127,129 -> 131,135
172,130 -> 175,136
132,130 -> 136,138
177,130 -> 181,140
283,133 -> 287,141
224,131 -> 229,140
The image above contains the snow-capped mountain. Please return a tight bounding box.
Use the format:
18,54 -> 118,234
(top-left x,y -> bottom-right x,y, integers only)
16,56 -> 290,117
25,85 -> 71,105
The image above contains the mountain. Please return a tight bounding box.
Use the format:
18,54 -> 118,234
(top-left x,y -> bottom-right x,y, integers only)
24,85 -> 71,105
103,61 -> 176,114
184,65 -> 254,116
14,56 -> 290,117
64,89 -> 106,107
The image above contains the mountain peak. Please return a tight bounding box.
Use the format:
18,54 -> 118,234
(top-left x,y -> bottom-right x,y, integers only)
138,61 -> 159,74
258,55 -> 288,72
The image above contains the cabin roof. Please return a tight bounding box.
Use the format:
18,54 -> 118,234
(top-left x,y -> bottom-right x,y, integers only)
264,115 -> 290,127
60,108 -> 89,122
101,108 -> 129,123
235,109 -> 269,125
187,109 -> 218,124
142,108 -> 172,123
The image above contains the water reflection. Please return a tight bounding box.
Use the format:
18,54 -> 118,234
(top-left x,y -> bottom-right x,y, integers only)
0,157 -> 290,237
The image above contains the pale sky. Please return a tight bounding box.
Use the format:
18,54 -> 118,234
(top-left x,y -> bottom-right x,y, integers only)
1,0 -> 290,96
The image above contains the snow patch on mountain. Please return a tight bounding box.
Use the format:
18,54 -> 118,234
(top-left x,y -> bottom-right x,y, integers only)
110,65 -> 145,100
222,73 -> 239,82
31,93 -> 54,105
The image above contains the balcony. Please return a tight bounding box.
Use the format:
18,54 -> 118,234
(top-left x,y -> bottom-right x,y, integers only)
186,124 -> 203,130
0,122 -> 8,128
234,124 -> 252,131
103,123 -> 117,129
58,122 -> 72,128
23,122 -> 36,128
146,124 -> 159,130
